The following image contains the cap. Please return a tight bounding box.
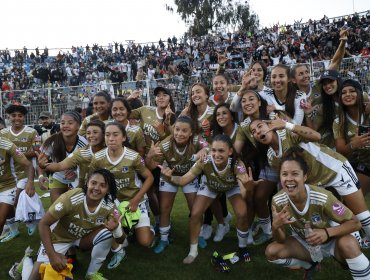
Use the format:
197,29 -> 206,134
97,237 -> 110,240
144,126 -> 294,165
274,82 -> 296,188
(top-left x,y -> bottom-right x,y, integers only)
319,69 -> 339,82
39,111 -> 52,118
153,86 -> 171,96
342,79 -> 363,92
5,104 -> 28,115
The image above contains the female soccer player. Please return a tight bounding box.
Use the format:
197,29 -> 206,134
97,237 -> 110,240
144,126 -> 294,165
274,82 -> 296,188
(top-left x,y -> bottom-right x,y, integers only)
146,116 -> 208,253
161,134 -> 253,264
38,120 -> 105,188
109,97 -> 146,156
128,86 -> 175,228
89,122 -> 154,268
29,169 -> 124,280
266,150 -> 370,280
39,111 -> 88,203
79,91 -> 112,137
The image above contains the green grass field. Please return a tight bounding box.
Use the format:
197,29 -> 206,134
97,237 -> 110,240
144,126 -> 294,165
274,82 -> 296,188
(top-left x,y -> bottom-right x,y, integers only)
1,189 -> 367,280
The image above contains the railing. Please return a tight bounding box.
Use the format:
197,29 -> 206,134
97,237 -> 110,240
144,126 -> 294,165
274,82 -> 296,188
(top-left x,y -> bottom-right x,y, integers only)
1,56 -> 368,126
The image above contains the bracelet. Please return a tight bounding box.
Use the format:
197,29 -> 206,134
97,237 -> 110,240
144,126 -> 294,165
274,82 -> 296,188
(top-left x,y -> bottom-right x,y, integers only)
38,174 -> 45,179
323,228 -> 330,240
112,222 -> 124,238
285,122 -> 295,131
349,143 -> 354,150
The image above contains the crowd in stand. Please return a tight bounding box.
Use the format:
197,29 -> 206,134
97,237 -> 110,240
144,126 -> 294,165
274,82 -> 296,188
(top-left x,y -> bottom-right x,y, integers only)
1,11 -> 369,96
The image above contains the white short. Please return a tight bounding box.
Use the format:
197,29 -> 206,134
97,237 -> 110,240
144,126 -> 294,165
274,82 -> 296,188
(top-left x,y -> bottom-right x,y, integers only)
0,188 -> 16,205
16,178 -> 28,190
197,183 -> 240,199
292,231 -> 336,260
259,165 -> 279,182
159,178 -> 198,194
36,240 -> 81,263
115,199 -> 150,229
326,161 -> 360,196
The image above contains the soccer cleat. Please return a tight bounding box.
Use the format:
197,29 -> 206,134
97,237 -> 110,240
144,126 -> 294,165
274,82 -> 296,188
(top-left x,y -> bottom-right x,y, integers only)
153,240 -> 169,254
107,250 -> 126,269
211,252 -> 230,273
213,224 -> 230,242
27,223 -> 37,236
198,236 -> 207,249
8,262 -> 21,280
0,230 -> 20,243
253,232 -> 272,245
200,224 -> 213,240
0,224 -> 10,240
236,247 -> 251,262
303,262 -> 320,280
85,272 -> 108,280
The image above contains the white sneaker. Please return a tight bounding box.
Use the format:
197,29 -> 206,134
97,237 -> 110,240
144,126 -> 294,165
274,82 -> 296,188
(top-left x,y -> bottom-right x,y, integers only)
213,224 -> 230,242
200,224 -> 213,240
224,212 -> 232,224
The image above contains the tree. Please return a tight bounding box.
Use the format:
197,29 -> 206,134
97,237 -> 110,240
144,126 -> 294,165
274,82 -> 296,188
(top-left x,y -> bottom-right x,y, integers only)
167,0 -> 259,36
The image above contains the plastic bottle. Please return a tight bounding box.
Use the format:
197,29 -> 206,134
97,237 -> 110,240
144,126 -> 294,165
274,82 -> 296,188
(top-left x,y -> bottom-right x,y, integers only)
304,223 -> 323,262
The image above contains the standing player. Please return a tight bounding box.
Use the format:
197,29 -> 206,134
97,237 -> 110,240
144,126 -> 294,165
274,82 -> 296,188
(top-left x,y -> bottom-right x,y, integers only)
161,135 -> 252,264
89,122 -> 154,269
1,104 -> 39,240
0,136 -> 35,243
145,116 -> 208,253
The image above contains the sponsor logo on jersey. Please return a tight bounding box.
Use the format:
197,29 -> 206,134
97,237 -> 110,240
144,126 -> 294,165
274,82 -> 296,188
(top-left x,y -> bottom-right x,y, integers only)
332,202 -> 346,216
311,213 -> 321,225
55,202 -> 63,211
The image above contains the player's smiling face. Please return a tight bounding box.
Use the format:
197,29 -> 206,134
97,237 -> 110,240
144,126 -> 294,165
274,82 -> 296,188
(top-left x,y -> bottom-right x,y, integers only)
111,100 -> 129,123
9,112 -> 25,129
86,125 -> 104,148
216,106 -> 233,128
241,91 -> 261,117
191,85 -> 208,106
86,173 -> 109,202
280,160 -> 307,197
173,121 -> 192,145
211,140 -> 232,168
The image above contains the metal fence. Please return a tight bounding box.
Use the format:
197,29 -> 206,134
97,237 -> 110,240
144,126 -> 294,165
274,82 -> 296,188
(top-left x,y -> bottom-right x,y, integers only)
1,56 -> 368,126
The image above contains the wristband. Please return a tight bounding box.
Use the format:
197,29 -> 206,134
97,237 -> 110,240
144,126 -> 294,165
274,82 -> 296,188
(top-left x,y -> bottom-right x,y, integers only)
38,174 -> 45,180
350,143 -> 354,150
324,228 -> 330,240
112,222 -> 124,238
285,122 -> 295,131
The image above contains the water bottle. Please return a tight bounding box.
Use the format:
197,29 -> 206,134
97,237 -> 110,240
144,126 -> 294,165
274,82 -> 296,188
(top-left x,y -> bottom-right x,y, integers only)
304,223 -> 323,262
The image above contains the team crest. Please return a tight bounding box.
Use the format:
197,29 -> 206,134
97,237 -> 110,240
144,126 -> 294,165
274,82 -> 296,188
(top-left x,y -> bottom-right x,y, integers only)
226,175 -> 235,182
122,166 -> 129,173
55,202 -> 63,212
96,217 -> 104,224
21,137 -> 27,142
311,213 -> 321,225
0,156 -> 5,165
